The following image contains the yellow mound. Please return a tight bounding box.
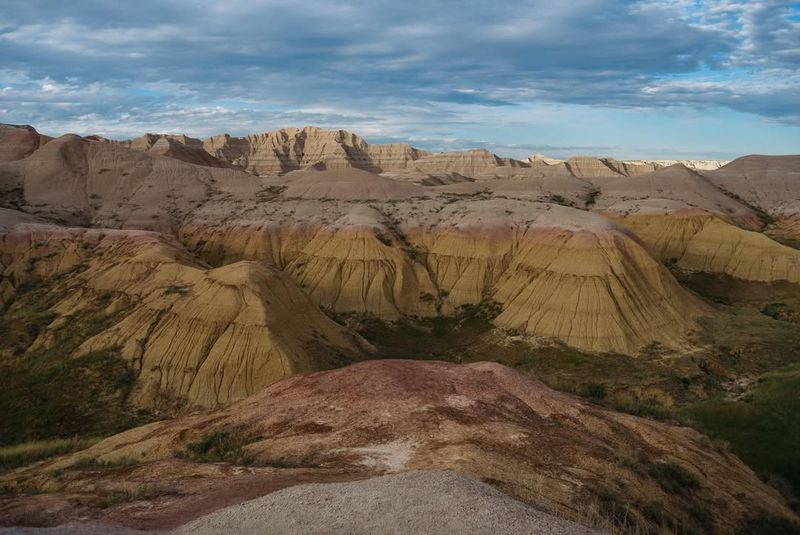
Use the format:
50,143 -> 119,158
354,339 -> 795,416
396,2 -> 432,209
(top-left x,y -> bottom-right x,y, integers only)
0,221 -> 368,407
605,206 -> 800,283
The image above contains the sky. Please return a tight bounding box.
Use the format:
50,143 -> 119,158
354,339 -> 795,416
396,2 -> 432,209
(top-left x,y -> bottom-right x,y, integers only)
0,0 -> 799,159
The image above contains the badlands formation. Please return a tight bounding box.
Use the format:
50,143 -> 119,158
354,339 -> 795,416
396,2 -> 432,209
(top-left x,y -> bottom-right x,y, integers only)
1,123 -> 799,534
2,361 -> 794,534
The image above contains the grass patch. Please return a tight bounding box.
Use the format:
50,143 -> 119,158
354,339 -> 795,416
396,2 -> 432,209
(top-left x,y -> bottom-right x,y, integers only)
736,515 -> 800,535
683,364 -> 800,502
0,349 -> 142,445
648,461 -> 699,494
0,437 -> 101,471
163,284 -> 190,295
70,456 -> 140,470
176,431 -> 255,465
356,300 -> 501,360
97,484 -> 180,508
0,284 -> 152,445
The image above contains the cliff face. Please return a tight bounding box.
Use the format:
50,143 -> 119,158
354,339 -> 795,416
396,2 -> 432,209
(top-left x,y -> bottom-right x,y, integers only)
708,155 -> 800,241
201,127 -> 393,174
121,134 -> 229,168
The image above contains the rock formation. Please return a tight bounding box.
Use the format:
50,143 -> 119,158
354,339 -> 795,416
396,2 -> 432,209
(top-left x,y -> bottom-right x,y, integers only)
708,155 -> 800,241
0,124 -> 51,161
1,127 -> 796,358
602,202 -> 800,283
595,163 -> 761,229
121,134 -> 229,168
0,212 -> 368,407
7,360 -> 793,534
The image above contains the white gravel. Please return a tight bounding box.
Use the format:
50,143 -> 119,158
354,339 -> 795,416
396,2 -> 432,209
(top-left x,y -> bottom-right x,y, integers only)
173,470 -> 603,535
1,471 -> 604,534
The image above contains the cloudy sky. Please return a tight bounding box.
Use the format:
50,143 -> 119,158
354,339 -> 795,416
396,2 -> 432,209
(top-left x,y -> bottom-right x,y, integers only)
1,0 -> 798,159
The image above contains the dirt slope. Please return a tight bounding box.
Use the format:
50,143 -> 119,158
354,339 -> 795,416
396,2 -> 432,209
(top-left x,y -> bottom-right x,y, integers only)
3,360 -> 793,534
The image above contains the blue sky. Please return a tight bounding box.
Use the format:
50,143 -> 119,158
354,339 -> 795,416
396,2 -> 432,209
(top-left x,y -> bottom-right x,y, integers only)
1,0 -> 798,159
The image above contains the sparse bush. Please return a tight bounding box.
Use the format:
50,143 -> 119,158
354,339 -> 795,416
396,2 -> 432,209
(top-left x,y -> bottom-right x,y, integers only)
578,382 -> 607,400
177,431 -> 254,465
595,488 -> 644,533
649,461 -> 699,494
585,189 -> 600,207
762,302 -> 787,320
375,233 -> 392,246
98,483 -> 179,508
70,456 -> 139,470
163,284 -> 190,295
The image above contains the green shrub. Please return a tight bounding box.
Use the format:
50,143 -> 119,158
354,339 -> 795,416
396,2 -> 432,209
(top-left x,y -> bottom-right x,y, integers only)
98,484 -> 179,508
177,431 -> 254,465
761,302 -> 789,320
649,461 -> 699,494
577,382 -> 607,400
70,456 -> 139,470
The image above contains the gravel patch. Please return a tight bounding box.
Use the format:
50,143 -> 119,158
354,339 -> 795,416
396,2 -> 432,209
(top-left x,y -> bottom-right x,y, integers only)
173,470 -> 603,535
0,523 -> 153,535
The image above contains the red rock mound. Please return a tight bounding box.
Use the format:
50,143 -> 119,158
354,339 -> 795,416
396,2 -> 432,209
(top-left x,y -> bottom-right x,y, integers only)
15,360 -> 794,534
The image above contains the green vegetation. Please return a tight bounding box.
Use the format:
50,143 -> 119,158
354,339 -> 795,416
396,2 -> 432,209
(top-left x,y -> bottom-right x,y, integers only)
584,188 -> 601,207
736,516 -> 800,535
0,282 -> 152,446
616,454 -> 699,494
0,348 -> 141,445
177,431 -> 255,465
0,437 -> 101,471
593,485 -> 712,535
576,382 -> 607,400
356,299 -> 502,360
97,484 -> 179,508
648,461 -> 700,494
163,284 -> 190,295
684,364 -> 800,505
70,456 -> 140,470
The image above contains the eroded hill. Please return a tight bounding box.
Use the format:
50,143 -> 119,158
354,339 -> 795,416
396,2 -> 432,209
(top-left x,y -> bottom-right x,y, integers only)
1,124 -> 799,534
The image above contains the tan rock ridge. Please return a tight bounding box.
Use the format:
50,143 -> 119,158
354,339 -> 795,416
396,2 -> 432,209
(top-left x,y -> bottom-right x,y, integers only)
595,163 -> 762,229
0,124 -> 52,162
601,202 -> 800,283
179,196 -> 708,353
12,130 -> 797,355
628,159 -> 728,171
0,214 -> 369,407
151,127 -> 529,177
15,133 -> 256,228
10,360 -> 794,534
120,134 -> 230,168
201,127 -> 411,175
708,155 -> 800,240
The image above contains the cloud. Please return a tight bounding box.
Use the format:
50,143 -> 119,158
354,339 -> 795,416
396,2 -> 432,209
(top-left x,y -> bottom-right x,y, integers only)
0,0 -> 798,156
